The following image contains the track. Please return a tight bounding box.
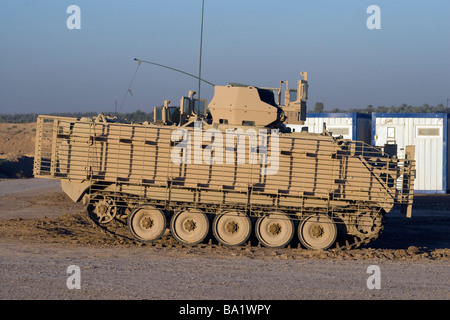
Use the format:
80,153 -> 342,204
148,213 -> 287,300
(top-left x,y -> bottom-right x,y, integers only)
89,206 -> 384,252
0,180 -> 448,261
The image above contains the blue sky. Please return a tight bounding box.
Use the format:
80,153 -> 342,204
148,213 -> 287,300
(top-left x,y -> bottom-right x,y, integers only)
0,0 -> 449,114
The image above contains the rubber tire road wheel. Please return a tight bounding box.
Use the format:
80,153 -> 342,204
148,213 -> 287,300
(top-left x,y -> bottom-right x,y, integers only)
298,214 -> 337,250
212,211 -> 252,247
127,205 -> 166,243
255,213 -> 294,248
170,209 -> 209,246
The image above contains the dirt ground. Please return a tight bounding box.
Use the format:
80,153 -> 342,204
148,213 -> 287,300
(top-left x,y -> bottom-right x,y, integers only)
0,123 -> 36,178
0,123 -> 449,301
0,178 -> 448,260
0,178 -> 449,300
0,123 -> 36,157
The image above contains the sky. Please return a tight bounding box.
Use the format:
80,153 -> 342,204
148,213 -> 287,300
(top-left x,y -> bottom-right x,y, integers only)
0,0 -> 449,114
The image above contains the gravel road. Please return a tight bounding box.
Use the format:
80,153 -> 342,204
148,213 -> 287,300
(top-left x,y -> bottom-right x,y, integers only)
1,239 -> 448,300
0,179 -> 449,301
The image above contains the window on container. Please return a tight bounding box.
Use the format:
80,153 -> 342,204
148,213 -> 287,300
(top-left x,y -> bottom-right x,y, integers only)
387,127 -> 395,138
328,127 -> 350,136
416,127 -> 441,137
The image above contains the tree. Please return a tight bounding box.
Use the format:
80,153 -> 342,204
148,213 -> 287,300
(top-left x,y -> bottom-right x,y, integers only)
375,106 -> 388,113
314,102 -> 324,113
366,105 -> 374,113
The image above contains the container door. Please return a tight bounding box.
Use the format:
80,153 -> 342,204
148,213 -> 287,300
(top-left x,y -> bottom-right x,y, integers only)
374,122 -> 406,159
414,125 -> 443,192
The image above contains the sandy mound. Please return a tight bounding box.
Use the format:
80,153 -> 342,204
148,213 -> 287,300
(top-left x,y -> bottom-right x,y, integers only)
0,123 -> 36,178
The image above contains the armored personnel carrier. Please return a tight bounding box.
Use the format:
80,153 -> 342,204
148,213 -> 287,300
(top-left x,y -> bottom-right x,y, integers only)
33,73 -> 415,250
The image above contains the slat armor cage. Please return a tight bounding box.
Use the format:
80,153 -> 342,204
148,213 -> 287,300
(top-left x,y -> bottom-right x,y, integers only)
34,115 -> 415,229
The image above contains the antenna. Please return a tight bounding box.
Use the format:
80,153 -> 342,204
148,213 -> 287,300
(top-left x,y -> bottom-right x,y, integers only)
198,0 -> 205,101
129,0 -> 210,112
134,58 -> 214,86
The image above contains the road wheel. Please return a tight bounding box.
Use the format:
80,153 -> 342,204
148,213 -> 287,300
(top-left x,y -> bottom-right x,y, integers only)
255,213 -> 294,248
212,211 -> 252,247
170,209 -> 209,246
127,205 -> 166,243
298,214 -> 337,250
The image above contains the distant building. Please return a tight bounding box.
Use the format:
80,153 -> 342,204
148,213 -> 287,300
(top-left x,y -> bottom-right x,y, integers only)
286,113 -> 372,144
372,113 -> 449,194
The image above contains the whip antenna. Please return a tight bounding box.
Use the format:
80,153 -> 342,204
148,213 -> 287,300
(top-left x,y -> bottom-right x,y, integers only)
198,0 -> 205,101
133,58 -> 214,87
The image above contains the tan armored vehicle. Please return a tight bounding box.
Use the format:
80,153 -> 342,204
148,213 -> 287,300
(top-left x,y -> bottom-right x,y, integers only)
33,73 -> 415,250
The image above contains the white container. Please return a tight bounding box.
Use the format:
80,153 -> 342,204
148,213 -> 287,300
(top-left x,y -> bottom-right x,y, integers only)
287,113 -> 372,144
372,113 -> 449,194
